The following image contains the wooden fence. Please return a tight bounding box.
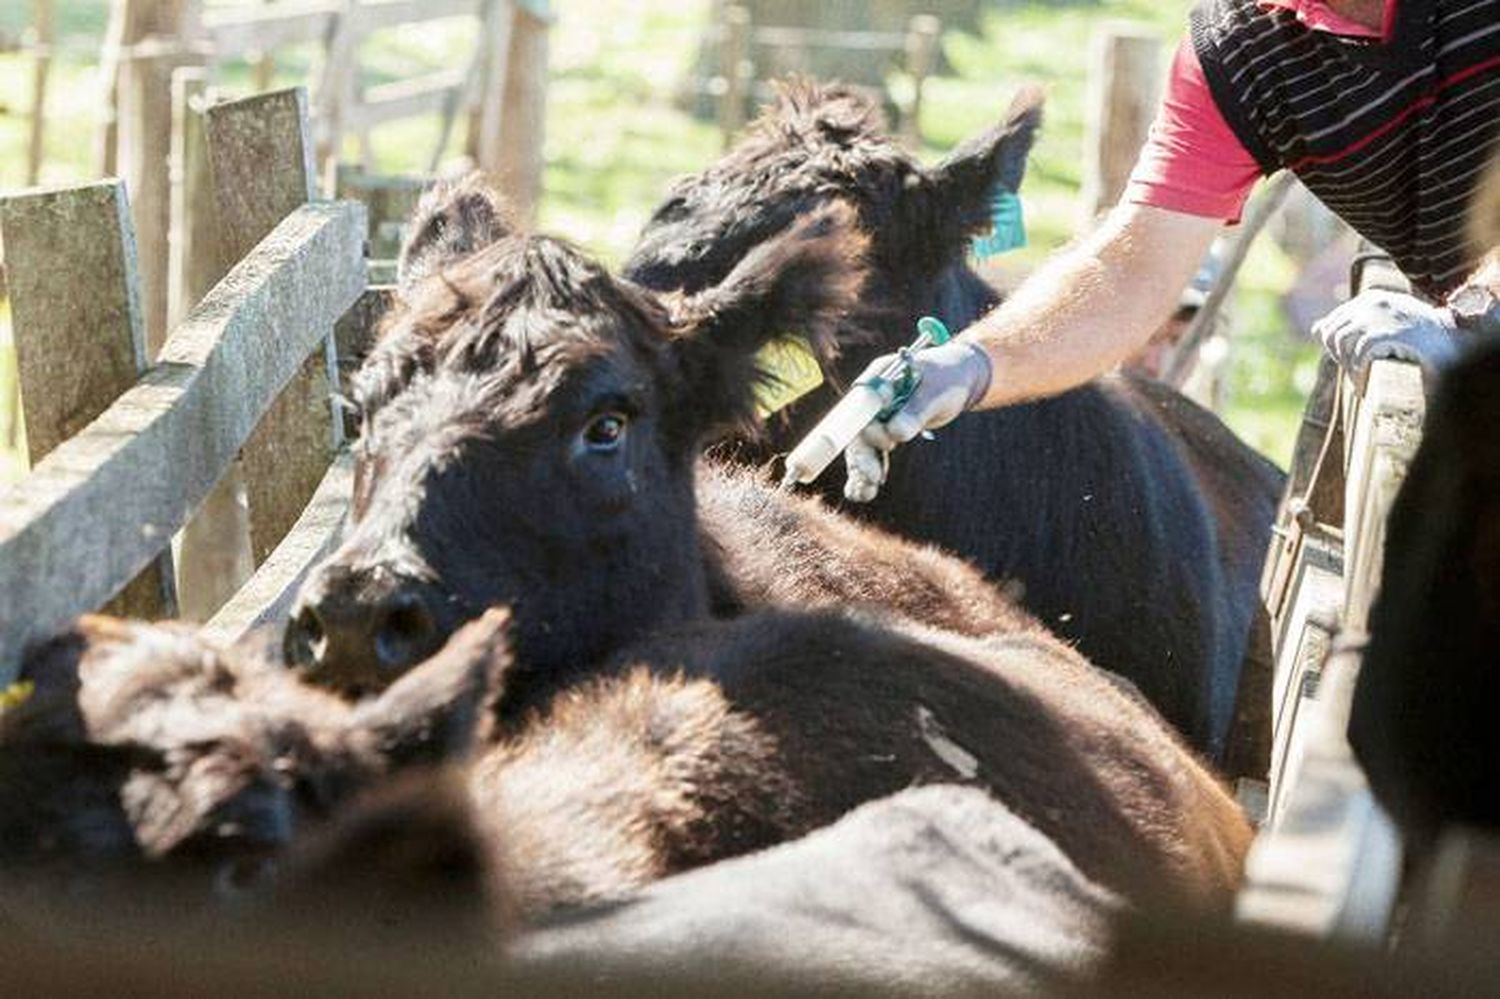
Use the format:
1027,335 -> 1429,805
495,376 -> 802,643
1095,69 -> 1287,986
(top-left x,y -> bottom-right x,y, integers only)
80,0 -> 548,351
0,87 -> 373,682
1234,257 -> 1423,940
708,4 -> 942,146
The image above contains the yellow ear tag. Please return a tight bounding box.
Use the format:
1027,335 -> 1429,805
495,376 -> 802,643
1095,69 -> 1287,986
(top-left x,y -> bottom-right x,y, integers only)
753,336 -> 825,418
0,680 -> 35,714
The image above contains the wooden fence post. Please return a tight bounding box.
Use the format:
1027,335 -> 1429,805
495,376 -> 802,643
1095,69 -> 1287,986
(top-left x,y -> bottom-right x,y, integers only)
1079,23 -> 1162,222
204,87 -> 346,567
119,34 -> 196,355
719,5 -> 753,150
25,0 -> 55,187
0,201 -> 365,680
169,66 -> 258,620
469,0 -> 516,183
494,2 -> 550,218
312,0 -> 359,182
900,14 -> 940,145
0,181 -> 177,619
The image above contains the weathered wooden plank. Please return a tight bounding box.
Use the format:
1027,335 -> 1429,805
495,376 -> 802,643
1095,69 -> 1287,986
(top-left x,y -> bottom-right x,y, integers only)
353,0 -> 482,32
0,179 -> 178,620
201,450 -> 353,646
1,182 -> 146,463
171,67 -> 257,620
1341,359 -> 1425,635
24,0 -> 54,186
1237,646 -> 1402,941
0,201 -> 366,682
199,1 -> 340,58
201,0 -> 480,58
899,15 -> 940,144
716,5 -> 752,150
345,69 -> 467,131
206,88 -> 319,252
487,2 -> 549,217
119,33 -> 198,354
204,87 -> 346,567
748,25 -> 906,49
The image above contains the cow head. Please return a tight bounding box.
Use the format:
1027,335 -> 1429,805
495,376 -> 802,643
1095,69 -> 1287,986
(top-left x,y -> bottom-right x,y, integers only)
626,78 -> 1042,358
284,177 -> 865,695
0,612 -> 509,904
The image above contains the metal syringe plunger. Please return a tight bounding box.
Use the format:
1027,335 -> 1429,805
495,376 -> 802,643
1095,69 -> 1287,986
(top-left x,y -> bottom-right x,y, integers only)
779,317 -> 953,489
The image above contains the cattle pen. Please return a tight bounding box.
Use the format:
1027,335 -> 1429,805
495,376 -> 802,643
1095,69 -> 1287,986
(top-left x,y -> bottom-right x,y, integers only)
2,2 -> 1498,994
0,87 -> 375,676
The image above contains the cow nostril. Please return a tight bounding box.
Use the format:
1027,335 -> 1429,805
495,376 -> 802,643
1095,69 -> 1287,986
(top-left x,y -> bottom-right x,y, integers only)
374,593 -> 438,672
284,604 -> 327,668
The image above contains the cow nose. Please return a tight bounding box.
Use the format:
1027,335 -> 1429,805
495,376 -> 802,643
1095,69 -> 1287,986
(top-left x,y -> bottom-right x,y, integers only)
284,568 -> 447,692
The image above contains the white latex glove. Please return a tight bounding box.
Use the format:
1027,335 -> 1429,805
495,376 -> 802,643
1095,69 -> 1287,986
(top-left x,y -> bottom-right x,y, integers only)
1312,289 -> 1462,391
843,339 -> 993,503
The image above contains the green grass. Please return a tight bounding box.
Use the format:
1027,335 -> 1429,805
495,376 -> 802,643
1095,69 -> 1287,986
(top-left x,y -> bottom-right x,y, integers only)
0,0 -> 1314,482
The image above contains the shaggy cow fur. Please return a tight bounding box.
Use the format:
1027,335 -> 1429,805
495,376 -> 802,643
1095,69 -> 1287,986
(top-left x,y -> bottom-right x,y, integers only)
5,605 -> 1247,922
273,177 -> 1249,909
625,80 -> 1285,762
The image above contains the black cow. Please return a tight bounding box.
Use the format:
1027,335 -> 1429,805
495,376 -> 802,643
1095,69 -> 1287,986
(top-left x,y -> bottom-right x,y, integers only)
625,80 -> 1285,761
278,178 -> 1251,907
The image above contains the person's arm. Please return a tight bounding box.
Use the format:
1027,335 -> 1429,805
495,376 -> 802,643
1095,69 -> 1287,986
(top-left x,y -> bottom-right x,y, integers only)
840,37 -> 1259,502
968,203 -> 1221,408
841,205 -> 1218,501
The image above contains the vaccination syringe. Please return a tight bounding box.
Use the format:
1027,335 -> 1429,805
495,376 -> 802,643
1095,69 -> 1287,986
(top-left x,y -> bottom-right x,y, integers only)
779,317 -> 952,489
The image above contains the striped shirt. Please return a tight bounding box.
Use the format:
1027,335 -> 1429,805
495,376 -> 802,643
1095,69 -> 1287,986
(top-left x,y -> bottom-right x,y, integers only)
1191,0 -> 1500,295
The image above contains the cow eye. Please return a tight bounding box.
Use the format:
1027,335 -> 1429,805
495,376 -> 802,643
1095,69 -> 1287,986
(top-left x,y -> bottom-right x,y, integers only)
582,412 -> 628,452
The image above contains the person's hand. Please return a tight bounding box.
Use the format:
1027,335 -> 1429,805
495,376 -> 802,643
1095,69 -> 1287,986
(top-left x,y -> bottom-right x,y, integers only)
843,339 -> 992,503
1313,289 -> 1462,390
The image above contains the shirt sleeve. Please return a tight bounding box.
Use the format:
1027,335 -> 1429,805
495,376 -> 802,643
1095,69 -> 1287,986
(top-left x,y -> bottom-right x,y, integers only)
1123,37 -> 1265,223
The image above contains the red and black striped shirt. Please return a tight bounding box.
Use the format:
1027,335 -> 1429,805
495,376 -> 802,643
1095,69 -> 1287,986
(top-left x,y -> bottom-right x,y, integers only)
1191,0 -> 1500,296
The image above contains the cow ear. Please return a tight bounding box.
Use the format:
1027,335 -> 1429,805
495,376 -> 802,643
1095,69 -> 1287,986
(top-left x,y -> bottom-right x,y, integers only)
396,173 -> 513,300
354,609 -> 512,770
902,86 -> 1043,267
663,202 -> 867,438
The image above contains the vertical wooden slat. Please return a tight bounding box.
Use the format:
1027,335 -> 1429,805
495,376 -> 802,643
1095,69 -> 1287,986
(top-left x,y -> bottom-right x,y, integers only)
718,5 -> 752,151
312,0 -> 360,182
119,35 -> 193,355
1079,23 -> 1162,222
170,66 -> 257,620
204,87 -> 345,566
498,4 -> 549,219
25,0 -> 55,187
469,0 -> 516,178
0,181 -> 177,618
899,14 -> 940,146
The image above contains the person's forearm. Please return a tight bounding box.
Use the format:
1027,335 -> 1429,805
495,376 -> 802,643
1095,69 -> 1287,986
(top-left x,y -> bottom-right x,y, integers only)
961,204 -> 1220,409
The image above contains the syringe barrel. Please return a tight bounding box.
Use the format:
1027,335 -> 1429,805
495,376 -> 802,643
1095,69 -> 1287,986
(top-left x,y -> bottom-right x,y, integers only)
781,383 -> 886,484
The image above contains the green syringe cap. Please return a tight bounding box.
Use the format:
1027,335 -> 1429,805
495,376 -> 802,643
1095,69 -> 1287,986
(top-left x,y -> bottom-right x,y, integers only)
916,316 -> 952,345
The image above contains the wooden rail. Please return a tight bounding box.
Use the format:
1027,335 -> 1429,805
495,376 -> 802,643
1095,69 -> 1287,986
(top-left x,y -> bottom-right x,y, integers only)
1236,258 -> 1426,940
89,0 -> 551,318
0,88 -> 369,682
709,5 -> 941,146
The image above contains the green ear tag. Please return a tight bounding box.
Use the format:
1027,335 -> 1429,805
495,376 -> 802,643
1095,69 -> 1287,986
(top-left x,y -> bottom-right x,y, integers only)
971,189 -> 1026,261
754,335 -> 826,418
